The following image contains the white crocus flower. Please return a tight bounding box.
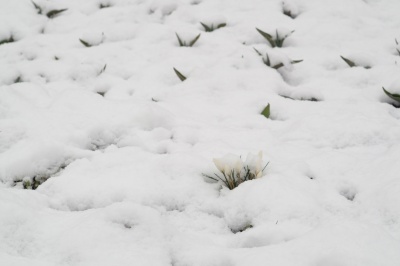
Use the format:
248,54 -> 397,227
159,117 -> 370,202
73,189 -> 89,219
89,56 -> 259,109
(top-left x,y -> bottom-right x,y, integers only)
213,153 -> 243,175
245,151 -> 264,178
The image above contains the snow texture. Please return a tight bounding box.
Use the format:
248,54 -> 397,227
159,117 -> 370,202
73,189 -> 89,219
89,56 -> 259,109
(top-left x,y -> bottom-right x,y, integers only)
1,0 -> 400,265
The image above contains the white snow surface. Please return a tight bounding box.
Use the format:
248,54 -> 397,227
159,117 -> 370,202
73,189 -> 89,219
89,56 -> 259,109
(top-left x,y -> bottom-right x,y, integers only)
1,0 -> 400,265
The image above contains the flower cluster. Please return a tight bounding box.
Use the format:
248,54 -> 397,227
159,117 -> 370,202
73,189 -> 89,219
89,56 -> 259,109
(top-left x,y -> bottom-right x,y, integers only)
205,151 -> 268,190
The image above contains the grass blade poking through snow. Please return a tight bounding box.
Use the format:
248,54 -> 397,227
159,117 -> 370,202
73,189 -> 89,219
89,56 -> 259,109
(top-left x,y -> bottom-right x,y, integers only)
340,56 -> 356,67
200,22 -> 226,32
79,39 -> 92,47
383,87 -> 400,104
31,1 -> 42,14
256,28 -> 293,48
176,33 -> 201,47
261,104 -> 270,118
173,68 -> 186,82
46,9 -> 68,19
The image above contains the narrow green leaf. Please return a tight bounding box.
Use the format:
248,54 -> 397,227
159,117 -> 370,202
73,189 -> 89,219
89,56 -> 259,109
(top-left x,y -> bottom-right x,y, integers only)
272,62 -> 284,69
98,64 -> 107,75
31,1 -> 42,14
383,87 -> 400,103
261,103 -> 270,118
14,76 -> 22,83
46,8 -> 67,18
79,39 -> 92,47
200,22 -> 212,32
397,48 -> 400,56
173,68 -> 187,82
396,38 -> 399,45
217,23 -> 227,29
291,59 -> 303,64
340,56 -> 356,67
265,53 -> 271,66
0,36 -> 14,46
189,33 -> 201,47
256,28 -> 275,47
253,47 -> 262,56
175,33 -> 184,46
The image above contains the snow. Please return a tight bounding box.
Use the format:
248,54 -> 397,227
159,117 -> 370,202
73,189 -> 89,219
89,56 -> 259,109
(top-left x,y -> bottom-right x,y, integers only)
1,0 -> 400,265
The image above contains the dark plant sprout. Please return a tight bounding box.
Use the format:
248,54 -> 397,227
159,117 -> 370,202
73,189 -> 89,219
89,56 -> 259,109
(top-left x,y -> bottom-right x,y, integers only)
173,68 -> 187,81
176,33 -> 201,47
261,104 -> 270,118
253,48 -> 303,69
256,28 -> 293,48
383,87 -> 400,104
200,22 -> 226,32
46,9 -> 68,18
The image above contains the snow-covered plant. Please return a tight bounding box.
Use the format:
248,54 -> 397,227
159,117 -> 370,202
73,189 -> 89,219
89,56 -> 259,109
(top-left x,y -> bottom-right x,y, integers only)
31,1 -> 67,18
383,87 -> 400,104
282,1 -> 299,19
176,33 -> 201,47
261,103 -> 270,118
0,35 -> 15,46
99,3 -> 112,9
204,152 -> 268,190
340,55 -> 370,69
173,68 -> 186,81
200,22 -> 226,32
79,32 -> 105,47
256,28 -> 294,48
395,39 -> 400,56
253,48 -> 302,69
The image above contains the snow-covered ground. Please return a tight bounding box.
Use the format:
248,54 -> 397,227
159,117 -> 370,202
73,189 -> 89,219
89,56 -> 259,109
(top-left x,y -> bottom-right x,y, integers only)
1,0 -> 400,265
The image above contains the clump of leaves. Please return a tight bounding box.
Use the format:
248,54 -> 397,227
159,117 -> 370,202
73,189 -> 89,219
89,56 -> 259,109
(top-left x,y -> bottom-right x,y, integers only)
256,28 -> 294,48
22,176 -> 46,190
340,56 -> 371,69
173,68 -> 187,81
253,48 -> 303,69
203,152 -> 268,190
383,87 -> 400,104
261,103 -> 270,118
200,22 -> 226,32
176,33 -> 201,47
0,36 -> 15,46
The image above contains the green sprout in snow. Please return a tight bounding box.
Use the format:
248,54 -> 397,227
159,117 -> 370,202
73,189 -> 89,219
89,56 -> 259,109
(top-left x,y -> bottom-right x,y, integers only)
176,33 -> 201,47
173,68 -> 187,81
256,28 -> 294,48
200,22 -> 226,32
253,48 -> 303,69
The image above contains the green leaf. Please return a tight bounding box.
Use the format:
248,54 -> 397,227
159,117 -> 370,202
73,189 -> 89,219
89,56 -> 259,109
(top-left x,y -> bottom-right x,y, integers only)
46,8 -> 67,18
396,38 -> 399,45
217,23 -> 227,29
31,1 -> 42,14
189,33 -> 201,47
98,64 -> 107,75
173,68 -> 187,82
261,103 -> 270,118
264,53 -> 271,66
291,59 -> 303,64
383,87 -> 400,103
256,28 -> 275,47
0,36 -> 14,45
200,22 -> 212,32
79,39 -> 92,47
272,62 -> 284,69
340,56 -> 356,67
175,33 -> 184,46
397,48 -> 400,56
253,47 -> 262,56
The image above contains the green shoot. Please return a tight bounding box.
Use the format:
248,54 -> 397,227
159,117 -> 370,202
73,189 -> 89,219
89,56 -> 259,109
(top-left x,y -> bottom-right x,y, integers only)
176,33 -> 201,47
340,56 -> 370,69
31,1 -> 42,14
383,87 -> 400,104
46,9 -> 67,19
173,68 -> 187,81
261,103 -> 270,118
256,28 -> 293,48
253,48 -> 302,69
200,22 -> 226,32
